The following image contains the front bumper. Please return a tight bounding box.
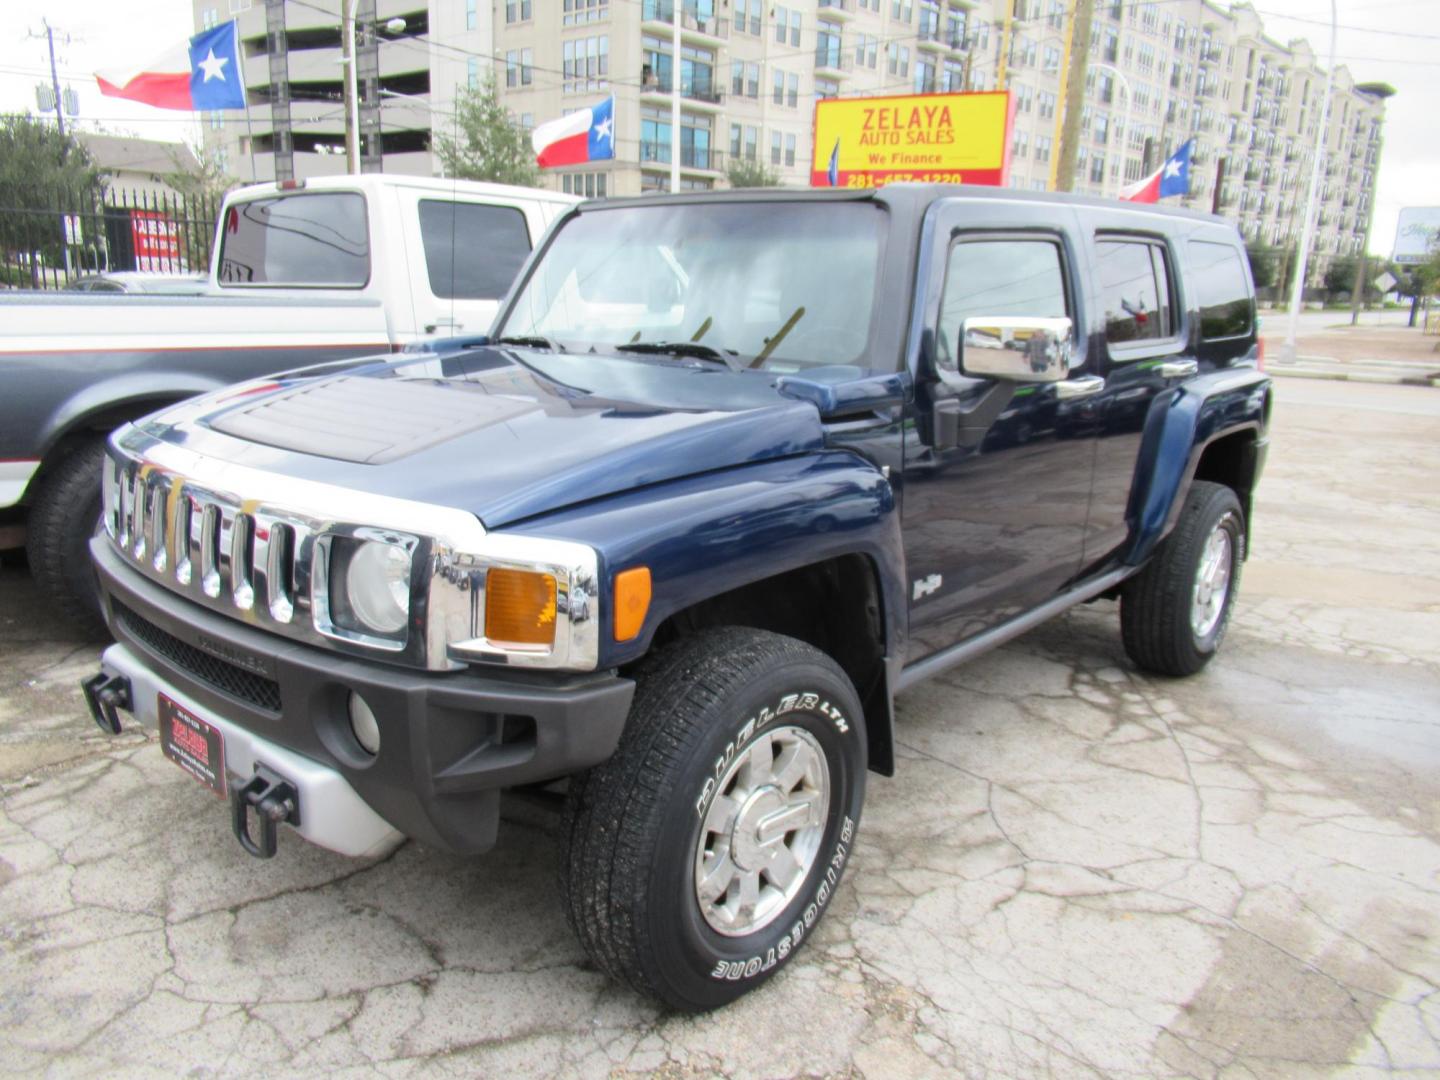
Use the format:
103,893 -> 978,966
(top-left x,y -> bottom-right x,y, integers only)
91,536 -> 635,856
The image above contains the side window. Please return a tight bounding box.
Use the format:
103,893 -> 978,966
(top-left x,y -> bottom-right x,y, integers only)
1096,238 -> 1174,345
938,238 -> 1068,370
418,200 -> 532,301
1188,240 -> 1253,339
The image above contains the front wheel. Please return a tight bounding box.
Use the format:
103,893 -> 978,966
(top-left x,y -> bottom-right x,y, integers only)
1120,480 -> 1245,676
560,627 -> 866,1011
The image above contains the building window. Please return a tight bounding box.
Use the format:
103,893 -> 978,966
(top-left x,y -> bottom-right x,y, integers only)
787,73 -> 798,107
775,4 -> 789,42
1012,130 -> 1029,158
466,0 -> 477,31
565,36 -> 610,94
891,0 -> 912,23
784,133 -> 796,167
505,0 -> 531,23
773,68 -> 785,105
467,57 -> 479,89
744,125 -> 758,162
1034,135 -> 1052,163
561,172 -> 609,198
815,78 -> 839,100
565,0 -> 609,24
817,29 -> 843,70
771,130 -> 782,165
734,0 -> 761,35
887,43 -> 910,77
730,123 -> 742,157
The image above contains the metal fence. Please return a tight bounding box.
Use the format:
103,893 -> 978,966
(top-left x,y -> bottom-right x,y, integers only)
0,186 -> 220,290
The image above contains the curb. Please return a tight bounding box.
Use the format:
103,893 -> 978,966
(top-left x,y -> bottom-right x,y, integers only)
1267,366 -> 1440,388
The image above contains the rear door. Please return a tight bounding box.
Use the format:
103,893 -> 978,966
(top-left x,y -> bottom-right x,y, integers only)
396,189 -> 539,338
901,200 -> 1100,661
1079,228 -> 1194,566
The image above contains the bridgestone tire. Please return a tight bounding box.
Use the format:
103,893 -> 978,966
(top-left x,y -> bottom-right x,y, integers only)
25,440 -> 109,640
560,627 -> 866,1011
1121,480 -> 1244,677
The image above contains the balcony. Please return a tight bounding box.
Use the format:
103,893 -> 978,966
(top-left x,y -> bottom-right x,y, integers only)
639,141 -> 724,173
639,76 -> 726,111
816,0 -> 856,20
640,1 -> 730,44
814,48 -> 854,77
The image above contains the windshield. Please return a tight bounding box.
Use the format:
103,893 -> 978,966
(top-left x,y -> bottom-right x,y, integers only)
498,201 -> 886,371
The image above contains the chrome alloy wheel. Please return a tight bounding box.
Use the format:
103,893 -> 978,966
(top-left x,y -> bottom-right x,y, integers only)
694,725 -> 831,937
1191,522 -> 1234,639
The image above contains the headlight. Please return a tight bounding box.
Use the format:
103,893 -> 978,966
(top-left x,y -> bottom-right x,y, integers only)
345,540 -> 411,634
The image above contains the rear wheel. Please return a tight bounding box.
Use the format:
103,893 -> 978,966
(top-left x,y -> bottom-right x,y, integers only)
1121,480 -> 1244,676
560,627 -> 866,1011
26,439 -> 109,639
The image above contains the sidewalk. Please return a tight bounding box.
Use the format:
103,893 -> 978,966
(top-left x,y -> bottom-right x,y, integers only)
1259,318 -> 1440,388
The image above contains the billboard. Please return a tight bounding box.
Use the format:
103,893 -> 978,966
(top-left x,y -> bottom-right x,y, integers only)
1393,207 -> 1440,266
811,91 -> 1013,189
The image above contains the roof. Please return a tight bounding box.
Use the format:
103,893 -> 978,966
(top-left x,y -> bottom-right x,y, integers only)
231,174 -> 580,205
77,133 -> 198,176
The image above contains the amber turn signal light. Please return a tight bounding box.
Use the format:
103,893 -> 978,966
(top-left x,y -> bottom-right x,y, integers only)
485,568 -> 558,648
613,567 -> 651,643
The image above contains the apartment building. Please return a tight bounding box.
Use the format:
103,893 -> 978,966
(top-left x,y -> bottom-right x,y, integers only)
197,0 -> 1386,287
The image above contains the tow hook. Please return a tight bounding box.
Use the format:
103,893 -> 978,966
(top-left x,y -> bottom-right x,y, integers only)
231,766 -> 301,859
81,672 -> 131,735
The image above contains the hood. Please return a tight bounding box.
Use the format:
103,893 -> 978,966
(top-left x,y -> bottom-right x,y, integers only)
149,345 -> 826,528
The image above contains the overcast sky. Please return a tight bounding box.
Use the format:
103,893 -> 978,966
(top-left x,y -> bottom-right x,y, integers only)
1,0 -> 1434,257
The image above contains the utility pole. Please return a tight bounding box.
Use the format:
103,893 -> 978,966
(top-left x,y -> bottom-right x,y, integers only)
342,0 -> 360,174
1047,0 -> 1079,190
1054,0 -> 1094,193
43,21 -> 66,141
1211,156 -> 1226,215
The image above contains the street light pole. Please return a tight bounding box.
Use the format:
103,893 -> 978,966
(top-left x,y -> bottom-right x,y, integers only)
1283,0 -> 1336,352
342,0 -> 360,175
670,1 -> 682,192
1092,62 -> 1133,199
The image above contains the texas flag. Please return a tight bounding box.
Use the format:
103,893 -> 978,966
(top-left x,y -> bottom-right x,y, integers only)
95,21 -> 246,112
532,97 -> 615,168
1119,139 -> 1194,203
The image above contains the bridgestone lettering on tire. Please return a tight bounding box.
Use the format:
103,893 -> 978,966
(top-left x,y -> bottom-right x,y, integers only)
25,439 -> 109,639
1121,480 -> 1245,677
559,627 -> 866,1011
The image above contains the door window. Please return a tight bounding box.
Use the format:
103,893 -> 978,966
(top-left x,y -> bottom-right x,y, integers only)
1096,238 -> 1174,344
938,238 -> 1068,370
418,200 -> 532,301
1188,240 -> 1253,339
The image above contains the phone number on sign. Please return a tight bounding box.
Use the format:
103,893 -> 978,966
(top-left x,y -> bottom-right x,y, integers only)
847,171 -> 968,186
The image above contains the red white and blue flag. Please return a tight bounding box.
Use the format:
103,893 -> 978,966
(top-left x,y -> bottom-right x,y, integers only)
532,97 -> 615,168
95,21 -> 246,112
1120,139 -> 1194,203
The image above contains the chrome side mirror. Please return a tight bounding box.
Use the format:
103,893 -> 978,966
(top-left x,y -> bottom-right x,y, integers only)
959,316 -> 1073,383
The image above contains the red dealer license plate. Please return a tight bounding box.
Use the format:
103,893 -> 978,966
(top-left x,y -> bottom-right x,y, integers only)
159,694 -> 227,797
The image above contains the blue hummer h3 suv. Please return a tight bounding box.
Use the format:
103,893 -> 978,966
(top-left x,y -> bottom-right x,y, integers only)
84,184 -> 1269,1010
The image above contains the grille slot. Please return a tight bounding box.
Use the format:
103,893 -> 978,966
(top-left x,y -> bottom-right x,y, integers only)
116,602 -> 282,713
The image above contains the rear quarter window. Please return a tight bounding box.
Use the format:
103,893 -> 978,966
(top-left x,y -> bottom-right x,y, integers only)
418,200 -> 532,300
218,192 -> 369,287
1187,240 -> 1253,340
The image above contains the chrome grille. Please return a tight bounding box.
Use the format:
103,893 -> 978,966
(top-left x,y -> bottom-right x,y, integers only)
104,451 -> 311,634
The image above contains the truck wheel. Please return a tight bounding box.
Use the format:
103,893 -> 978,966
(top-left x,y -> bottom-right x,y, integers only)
560,627 -> 866,1011
26,439 -> 109,640
1120,480 -> 1244,677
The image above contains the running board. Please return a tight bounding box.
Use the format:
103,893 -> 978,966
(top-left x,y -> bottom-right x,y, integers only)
895,569 -> 1132,693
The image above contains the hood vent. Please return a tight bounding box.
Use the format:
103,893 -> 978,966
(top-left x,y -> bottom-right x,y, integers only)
208,376 -> 539,464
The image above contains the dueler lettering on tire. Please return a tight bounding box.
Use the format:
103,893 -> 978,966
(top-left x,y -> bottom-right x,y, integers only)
559,627 -> 866,1011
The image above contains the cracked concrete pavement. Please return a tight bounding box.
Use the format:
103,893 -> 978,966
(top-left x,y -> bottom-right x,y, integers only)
2,377 -> 1438,1077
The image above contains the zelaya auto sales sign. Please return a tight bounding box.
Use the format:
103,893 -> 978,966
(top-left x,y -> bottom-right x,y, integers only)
811,91 -> 1014,188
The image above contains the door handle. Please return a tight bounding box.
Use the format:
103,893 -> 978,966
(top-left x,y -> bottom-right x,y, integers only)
424,317 -> 464,334
1053,375 -> 1105,399
1158,359 -> 1198,378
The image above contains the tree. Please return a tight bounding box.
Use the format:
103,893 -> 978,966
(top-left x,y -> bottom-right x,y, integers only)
0,115 -> 103,285
158,139 -> 240,207
1244,243 -> 1280,292
725,158 -> 780,188
433,78 -> 540,187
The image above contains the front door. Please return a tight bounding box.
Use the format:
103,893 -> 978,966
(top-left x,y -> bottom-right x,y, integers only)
901,203 -> 1100,663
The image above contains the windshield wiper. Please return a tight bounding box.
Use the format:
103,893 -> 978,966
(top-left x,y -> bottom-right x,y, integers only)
496,334 -> 567,352
614,340 -> 743,372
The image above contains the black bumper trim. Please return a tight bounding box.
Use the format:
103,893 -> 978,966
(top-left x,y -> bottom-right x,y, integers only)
92,536 -> 635,855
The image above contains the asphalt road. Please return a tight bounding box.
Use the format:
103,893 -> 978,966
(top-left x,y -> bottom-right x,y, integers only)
2,377 -> 1438,1077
